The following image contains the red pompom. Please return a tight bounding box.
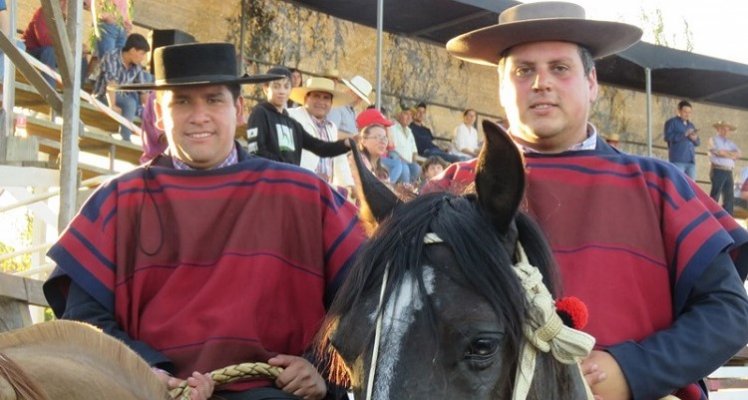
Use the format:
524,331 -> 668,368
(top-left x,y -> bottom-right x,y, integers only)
555,296 -> 589,330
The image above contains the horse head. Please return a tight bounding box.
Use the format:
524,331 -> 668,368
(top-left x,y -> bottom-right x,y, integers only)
318,121 -> 594,399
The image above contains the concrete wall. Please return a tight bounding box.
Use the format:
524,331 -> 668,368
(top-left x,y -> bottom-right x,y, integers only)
15,0 -> 748,188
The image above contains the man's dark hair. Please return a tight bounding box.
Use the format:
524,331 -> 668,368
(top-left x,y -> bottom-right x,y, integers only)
678,100 -> 692,110
123,33 -> 151,52
156,83 -> 242,101
416,102 -> 427,109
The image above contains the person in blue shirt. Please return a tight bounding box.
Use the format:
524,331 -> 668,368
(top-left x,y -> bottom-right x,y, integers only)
664,100 -> 700,179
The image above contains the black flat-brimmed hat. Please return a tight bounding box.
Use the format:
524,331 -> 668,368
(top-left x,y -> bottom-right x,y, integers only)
446,1 -> 643,66
115,42 -> 282,90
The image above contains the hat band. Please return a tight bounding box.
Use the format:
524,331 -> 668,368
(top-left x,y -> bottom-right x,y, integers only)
155,74 -> 241,85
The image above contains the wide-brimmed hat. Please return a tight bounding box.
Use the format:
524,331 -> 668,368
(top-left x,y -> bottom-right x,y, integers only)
446,1 -> 643,66
115,42 -> 282,90
713,121 -> 737,131
356,108 -> 393,130
289,77 -> 353,107
341,75 -> 373,105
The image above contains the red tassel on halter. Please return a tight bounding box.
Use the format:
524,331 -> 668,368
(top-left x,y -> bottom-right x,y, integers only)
555,296 -> 589,330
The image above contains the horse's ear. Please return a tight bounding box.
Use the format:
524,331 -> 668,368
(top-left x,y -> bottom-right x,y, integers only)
474,120 -> 525,232
349,138 -> 402,233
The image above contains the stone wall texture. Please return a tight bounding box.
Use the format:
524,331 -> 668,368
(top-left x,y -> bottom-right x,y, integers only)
15,0 -> 748,188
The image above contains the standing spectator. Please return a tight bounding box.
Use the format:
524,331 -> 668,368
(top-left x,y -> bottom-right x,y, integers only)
452,108 -> 480,158
410,102 -> 466,163
443,2 -> 748,399
328,75 -> 372,139
93,33 -> 150,142
287,76 -> 353,187
87,0 -> 132,77
43,42 -> 364,400
709,121 -> 741,215
664,100 -> 700,179
246,66 -> 350,165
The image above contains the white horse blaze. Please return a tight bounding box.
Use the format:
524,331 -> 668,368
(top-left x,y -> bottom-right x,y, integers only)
372,266 -> 435,399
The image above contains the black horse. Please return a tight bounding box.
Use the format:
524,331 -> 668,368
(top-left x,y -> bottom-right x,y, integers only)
316,121 -> 593,400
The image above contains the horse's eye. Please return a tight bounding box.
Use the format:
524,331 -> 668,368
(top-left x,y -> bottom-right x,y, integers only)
465,337 -> 500,360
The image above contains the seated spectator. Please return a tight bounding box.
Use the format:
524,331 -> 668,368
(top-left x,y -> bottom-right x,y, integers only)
422,155 -> 448,182
388,106 -> 422,185
354,108 -> 406,185
410,102 -> 467,163
93,33 -> 151,142
22,0 -> 87,87
246,66 -> 350,165
349,123 -> 390,184
452,108 -> 480,158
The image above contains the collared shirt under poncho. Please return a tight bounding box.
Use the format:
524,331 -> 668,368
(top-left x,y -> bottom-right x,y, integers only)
43,147 -> 365,392
423,138 -> 748,400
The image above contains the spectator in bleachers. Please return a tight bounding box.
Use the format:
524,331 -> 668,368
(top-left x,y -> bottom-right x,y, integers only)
246,66 -> 350,165
452,108 -> 480,158
22,0 -> 87,87
410,102 -> 467,163
84,0 -> 132,80
389,106 -> 422,185
286,67 -> 303,108
93,33 -> 150,142
328,75 -> 372,139
287,76 -> 353,187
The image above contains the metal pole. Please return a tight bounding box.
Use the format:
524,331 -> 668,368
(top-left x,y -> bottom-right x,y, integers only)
645,67 -> 652,157
58,0 -> 83,230
375,0 -> 383,110
238,0 -> 246,72
2,0 -> 17,138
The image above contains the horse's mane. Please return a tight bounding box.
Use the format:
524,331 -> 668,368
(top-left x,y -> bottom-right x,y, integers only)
317,192 -> 560,388
0,320 -> 169,399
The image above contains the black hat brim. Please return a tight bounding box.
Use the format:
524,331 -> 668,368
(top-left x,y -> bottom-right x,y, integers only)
113,73 -> 284,91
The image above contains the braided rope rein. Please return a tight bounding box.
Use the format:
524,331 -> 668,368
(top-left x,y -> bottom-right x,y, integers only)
169,362 -> 283,399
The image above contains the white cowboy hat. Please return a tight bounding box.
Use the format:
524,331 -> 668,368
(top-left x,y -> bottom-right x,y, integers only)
341,75 -> 373,105
713,121 -> 737,131
446,1 -> 642,66
289,77 -> 354,107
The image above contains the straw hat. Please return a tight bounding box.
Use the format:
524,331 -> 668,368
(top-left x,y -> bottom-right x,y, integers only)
115,43 -> 281,90
713,121 -> 737,131
341,75 -> 373,105
289,77 -> 354,107
446,1 -> 642,66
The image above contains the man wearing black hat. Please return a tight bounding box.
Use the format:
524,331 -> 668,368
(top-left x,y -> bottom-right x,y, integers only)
43,43 -> 365,400
438,2 -> 748,400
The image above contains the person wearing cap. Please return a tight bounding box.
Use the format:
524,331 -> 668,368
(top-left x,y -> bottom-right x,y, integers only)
247,66 -> 351,166
664,100 -> 700,179
708,121 -> 740,215
441,2 -> 748,399
327,75 -> 373,140
287,77 -> 354,188
43,43 -> 365,400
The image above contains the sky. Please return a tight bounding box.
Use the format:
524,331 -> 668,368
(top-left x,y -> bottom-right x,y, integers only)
524,0 -> 747,65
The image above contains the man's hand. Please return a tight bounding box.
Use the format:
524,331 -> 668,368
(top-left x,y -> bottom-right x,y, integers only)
582,350 -> 630,400
153,368 -> 214,400
268,354 -> 327,400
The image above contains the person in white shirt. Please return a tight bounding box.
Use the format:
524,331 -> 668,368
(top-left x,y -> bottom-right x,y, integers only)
452,108 -> 480,158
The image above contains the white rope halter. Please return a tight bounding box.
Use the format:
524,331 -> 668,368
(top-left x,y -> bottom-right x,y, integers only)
365,234 -> 596,400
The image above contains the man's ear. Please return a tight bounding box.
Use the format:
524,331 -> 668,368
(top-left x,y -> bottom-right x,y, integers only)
235,96 -> 244,121
588,67 -> 599,102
